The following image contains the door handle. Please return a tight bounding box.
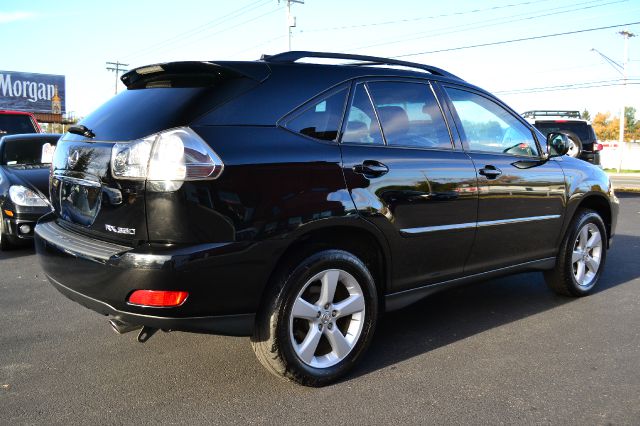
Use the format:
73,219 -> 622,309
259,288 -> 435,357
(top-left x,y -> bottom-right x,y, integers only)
479,165 -> 502,179
353,160 -> 389,177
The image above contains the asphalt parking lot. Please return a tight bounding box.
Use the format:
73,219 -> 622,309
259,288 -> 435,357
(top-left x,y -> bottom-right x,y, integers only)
1,193 -> 639,425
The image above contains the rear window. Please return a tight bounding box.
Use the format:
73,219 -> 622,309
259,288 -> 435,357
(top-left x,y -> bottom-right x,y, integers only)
68,77 -> 258,142
535,121 -> 594,142
0,114 -> 38,135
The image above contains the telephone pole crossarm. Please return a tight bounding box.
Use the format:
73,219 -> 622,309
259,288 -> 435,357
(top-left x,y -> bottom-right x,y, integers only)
106,61 -> 129,95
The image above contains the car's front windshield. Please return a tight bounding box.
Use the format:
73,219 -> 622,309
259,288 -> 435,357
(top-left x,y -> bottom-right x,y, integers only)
2,138 -> 57,166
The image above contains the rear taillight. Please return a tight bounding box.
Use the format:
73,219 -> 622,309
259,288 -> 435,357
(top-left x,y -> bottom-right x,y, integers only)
594,143 -> 603,152
110,127 -> 223,189
128,290 -> 189,307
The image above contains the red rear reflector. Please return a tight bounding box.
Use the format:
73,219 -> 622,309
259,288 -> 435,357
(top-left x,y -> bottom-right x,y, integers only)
555,120 -> 568,123
128,290 -> 188,307
594,143 -> 603,151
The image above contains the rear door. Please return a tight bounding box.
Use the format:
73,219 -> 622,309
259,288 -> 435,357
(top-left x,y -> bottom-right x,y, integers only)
340,79 -> 478,292
441,85 -> 566,273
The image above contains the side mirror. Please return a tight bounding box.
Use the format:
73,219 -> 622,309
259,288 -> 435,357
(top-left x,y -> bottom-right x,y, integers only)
546,132 -> 570,158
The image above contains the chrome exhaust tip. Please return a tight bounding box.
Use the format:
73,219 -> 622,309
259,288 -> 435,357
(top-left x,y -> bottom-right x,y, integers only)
109,318 -> 142,335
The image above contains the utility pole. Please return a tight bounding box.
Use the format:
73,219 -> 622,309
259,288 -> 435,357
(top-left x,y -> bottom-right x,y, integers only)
617,30 -> 635,172
282,0 -> 304,51
106,61 -> 129,95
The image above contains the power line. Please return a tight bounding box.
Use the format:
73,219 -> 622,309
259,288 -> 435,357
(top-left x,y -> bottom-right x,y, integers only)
106,61 -> 129,95
160,5 -> 283,57
122,0 -> 272,60
495,79 -> 640,94
350,0 -> 625,53
299,0 -> 556,33
231,34 -> 288,58
591,48 -> 624,75
392,21 -> 640,58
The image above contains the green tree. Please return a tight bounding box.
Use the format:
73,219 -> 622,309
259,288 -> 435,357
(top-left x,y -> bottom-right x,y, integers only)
591,109 -> 639,142
581,109 -> 591,121
625,106 -> 638,141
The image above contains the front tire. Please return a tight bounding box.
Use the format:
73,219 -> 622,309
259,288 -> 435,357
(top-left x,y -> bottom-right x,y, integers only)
0,211 -> 14,251
544,209 -> 607,296
251,249 -> 378,386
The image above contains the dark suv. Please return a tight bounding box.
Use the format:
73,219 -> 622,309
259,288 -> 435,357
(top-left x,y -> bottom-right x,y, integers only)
35,52 -> 618,386
523,110 -> 602,166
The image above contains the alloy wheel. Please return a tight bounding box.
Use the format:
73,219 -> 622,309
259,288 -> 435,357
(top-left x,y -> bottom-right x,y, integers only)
572,223 -> 603,288
288,268 -> 366,369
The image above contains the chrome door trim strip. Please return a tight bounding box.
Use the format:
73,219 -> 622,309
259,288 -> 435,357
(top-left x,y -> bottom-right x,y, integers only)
400,214 -> 561,235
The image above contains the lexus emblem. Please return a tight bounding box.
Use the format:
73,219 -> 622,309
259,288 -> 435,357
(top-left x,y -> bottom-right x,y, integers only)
68,150 -> 80,168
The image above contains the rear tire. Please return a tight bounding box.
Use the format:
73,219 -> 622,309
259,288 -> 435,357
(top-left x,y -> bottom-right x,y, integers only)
251,249 -> 378,387
544,209 -> 607,296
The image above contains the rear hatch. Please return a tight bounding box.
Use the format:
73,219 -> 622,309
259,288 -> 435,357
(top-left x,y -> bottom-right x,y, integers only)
50,61 -> 268,245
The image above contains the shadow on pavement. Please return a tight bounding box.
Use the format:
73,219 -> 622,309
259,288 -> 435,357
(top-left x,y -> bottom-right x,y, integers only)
0,244 -> 35,260
352,230 -> 640,380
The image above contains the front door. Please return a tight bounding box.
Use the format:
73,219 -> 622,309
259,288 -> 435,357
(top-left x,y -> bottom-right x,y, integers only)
340,79 -> 478,291
441,85 -> 566,273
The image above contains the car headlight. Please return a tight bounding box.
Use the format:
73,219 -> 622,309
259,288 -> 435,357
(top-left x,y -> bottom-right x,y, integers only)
9,185 -> 49,207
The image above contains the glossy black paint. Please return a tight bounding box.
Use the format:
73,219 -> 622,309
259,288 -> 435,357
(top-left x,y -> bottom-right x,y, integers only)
35,55 -> 619,336
0,133 -> 59,243
50,141 -> 148,245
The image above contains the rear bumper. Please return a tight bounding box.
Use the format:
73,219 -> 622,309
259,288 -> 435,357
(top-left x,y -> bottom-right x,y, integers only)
35,215 -> 286,336
48,275 -> 254,335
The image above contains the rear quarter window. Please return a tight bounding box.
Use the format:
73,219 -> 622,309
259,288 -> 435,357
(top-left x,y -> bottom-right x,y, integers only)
285,88 -> 348,142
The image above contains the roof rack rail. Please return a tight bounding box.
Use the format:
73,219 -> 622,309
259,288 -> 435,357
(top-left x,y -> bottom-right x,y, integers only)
261,51 -> 462,80
522,110 -> 581,119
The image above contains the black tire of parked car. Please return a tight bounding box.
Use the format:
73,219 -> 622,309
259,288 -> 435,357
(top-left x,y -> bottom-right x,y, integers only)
251,249 -> 378,387
544,209 -> 607,296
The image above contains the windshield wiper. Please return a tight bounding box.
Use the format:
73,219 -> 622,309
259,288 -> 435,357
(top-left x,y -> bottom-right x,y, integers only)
68,124 -> 95,138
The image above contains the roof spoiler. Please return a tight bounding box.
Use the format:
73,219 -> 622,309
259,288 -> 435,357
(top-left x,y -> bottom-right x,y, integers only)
121,61 -> 271,89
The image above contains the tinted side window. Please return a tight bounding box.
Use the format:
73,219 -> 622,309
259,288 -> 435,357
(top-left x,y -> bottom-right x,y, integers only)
342,83 -> 384,145
367,81 -> 452,149
286,88 -> 348,142
445,88 -> 539,157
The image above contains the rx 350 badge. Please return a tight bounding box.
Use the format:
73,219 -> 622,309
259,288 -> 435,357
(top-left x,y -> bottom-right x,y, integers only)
105,224 -> 136,235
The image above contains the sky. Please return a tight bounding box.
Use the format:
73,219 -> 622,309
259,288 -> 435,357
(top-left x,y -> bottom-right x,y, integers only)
1,0 -> 639,119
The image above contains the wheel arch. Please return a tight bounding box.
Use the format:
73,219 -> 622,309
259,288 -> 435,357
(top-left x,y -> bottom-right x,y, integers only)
260,219 -> 392,312
564,192 -> 612,248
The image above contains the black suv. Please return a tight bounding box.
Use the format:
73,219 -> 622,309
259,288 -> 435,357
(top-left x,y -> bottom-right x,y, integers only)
35,52 -> 618,386
523,110 -> 602,166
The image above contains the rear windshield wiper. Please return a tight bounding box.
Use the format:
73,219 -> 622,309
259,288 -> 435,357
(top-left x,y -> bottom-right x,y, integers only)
68,124 -> 95,138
